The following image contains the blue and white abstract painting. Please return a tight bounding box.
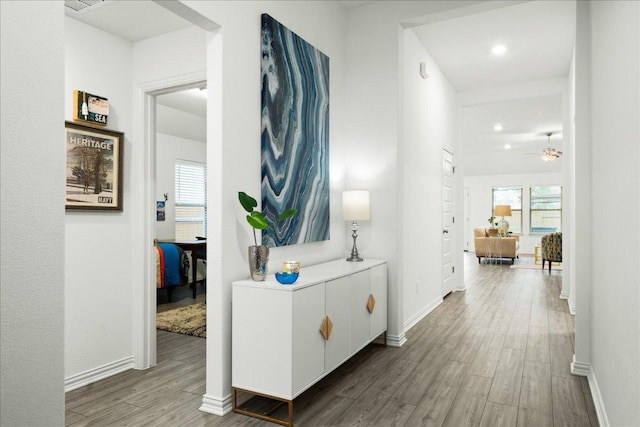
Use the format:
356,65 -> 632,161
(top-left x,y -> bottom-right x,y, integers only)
261,14 -> 330,247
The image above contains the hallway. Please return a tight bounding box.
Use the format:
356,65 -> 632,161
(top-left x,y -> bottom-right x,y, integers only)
65,253 -> 598,426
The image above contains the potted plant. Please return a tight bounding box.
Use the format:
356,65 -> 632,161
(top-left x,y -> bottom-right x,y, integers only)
238,191 -> 296,281
487,216 -> 499,236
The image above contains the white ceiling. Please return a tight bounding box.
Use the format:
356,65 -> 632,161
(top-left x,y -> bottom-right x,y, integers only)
413,1 -> 575,92
412,0 -> 575,175
156,88 -> 207,118
461,95 -> 563,175
66,0 -> 576,175
64,0 -> 193,42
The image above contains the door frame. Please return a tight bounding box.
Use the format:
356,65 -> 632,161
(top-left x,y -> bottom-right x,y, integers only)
441,148 -> 455,297
132,72 -> 207,370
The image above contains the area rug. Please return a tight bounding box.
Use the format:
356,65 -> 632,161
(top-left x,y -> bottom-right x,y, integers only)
510,262 -> 562,271
156,303 -> 206,338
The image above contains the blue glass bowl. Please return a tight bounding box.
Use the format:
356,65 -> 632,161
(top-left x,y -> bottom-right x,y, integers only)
275,271 -> 299,285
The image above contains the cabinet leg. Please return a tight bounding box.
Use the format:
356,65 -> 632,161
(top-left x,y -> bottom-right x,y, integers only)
232,387 -> 293,427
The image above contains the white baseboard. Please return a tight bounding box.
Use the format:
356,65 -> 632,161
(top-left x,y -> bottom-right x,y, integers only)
200,393 -> 232,416
403,297 -> 442,333
570,355 -> 591,377
65,356 -> 135,392
386,332 -> 407,347
570,355 -> 610,427
560,292 -> 575,315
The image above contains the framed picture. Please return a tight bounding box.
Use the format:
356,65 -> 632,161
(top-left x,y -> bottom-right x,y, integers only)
65,121 -> 124,211
156,201 -> 166,221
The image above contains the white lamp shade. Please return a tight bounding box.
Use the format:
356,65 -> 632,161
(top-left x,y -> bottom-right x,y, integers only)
343,191 -> 370,221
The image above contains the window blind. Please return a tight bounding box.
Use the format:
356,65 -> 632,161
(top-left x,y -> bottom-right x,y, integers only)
175,160 -> 206,239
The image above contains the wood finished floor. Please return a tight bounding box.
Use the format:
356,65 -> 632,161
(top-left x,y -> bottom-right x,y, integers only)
65,254 -> 598,426
156,281 -> 207,313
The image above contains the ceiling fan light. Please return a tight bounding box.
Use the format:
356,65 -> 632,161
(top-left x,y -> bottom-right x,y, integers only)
541,148 -> 560,161
540,132 -> 561,161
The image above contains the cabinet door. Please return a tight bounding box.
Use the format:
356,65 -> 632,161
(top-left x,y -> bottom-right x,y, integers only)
324,276 -> 350,372
292,283 -> 326,397
370,264 -> 387,339
232,286 -> 293,399
350,268 -> 371,354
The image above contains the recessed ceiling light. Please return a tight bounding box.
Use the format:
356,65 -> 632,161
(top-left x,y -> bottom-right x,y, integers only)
492,44 -> 507,56
494,124 -> 503,131
504,144 -> 511,149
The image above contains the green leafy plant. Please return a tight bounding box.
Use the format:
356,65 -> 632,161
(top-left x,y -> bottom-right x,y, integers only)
238,191 -> 297,247
488,216 -> 497,228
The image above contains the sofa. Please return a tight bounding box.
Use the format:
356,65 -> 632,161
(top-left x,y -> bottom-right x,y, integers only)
473,227 -> 520,264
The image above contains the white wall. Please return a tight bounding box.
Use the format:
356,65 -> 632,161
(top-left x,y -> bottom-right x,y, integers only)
464,172 -> 563,254
342,0 -> 480,349
132,27 -> 207,84
64,17 -> 136,385
155,131 -> 206,239
0,1 -> 66,425
180,1 -> 349,412
401,29 -> 457,330
567,47 -> 577,312
587,1 -> 640,425
64,21 -> 208,386
572,0 -> 594,388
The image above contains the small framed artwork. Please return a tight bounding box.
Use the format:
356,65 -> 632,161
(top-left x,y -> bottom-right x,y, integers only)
73,89 -> 109,126
156,201 -> 166,221
65,121 -> 124,211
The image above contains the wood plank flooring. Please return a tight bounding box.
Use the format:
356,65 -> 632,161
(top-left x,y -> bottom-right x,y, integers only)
66,254 -> 598,426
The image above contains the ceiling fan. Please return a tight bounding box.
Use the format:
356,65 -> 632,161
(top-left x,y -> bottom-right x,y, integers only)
540,132 -> 562,161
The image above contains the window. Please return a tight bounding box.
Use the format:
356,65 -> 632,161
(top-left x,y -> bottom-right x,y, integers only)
530,186 -> 562,233
492,187 -> 522,233
175,160 -> 206,239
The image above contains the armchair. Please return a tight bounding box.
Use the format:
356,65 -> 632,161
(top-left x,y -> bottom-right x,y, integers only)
541,232 -> 562,272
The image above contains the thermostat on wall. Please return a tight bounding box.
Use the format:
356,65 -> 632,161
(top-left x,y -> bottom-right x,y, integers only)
73,89 -> 109,126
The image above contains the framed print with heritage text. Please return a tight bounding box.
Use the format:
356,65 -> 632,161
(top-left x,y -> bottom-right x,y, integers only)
65,121 -> 124,211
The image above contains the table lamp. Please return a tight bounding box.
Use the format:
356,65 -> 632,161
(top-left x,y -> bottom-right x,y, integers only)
494,205 -> 512,235
343,190 -> 370,262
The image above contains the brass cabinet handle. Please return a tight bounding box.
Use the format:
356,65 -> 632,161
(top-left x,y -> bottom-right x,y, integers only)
367,294 -> 376,314
320,315 -> 333,341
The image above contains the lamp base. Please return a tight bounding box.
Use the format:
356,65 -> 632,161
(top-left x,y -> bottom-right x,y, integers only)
346,223 -> 363,262
498,218 -> 509,234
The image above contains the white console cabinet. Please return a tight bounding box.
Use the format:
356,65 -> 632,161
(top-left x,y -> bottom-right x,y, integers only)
231,259 -> 387,426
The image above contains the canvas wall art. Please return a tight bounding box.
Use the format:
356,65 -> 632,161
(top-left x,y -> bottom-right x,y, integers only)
261,13 -> 330,247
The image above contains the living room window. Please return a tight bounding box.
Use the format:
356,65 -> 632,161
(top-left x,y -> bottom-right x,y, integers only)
175,160 -> 207,239
530,185 -> 562,234
492,187 -> 522,233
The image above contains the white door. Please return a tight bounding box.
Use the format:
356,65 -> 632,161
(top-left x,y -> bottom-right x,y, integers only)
292,283 -> 326,396
464,188 -> 470,251
324,276 -> 350,373
350,269 -> 372,354
442,150 -> 455,296
369,264 -> 387,339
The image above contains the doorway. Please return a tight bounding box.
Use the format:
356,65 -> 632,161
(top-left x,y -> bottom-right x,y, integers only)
133,76 -> 207,369
154,86 -> 207,325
